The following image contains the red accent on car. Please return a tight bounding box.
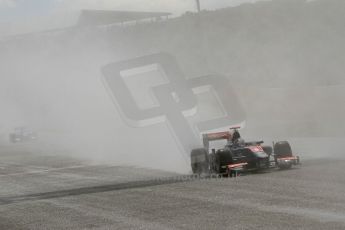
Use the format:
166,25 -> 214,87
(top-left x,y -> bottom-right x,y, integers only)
227,163 -> 248,168
205,131 -> 231,141
277,156 -> 298,161
248,146 -> 264,152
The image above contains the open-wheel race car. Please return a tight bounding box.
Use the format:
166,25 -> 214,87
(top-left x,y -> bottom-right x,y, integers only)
9,127 -> 37,143
190,127 -> 300,176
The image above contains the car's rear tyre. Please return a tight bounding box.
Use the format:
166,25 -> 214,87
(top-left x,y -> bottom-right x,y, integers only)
191,148 -> 209,174
215,151 -> 233,174
274,141 -> 293,169
274,141 -> 292,158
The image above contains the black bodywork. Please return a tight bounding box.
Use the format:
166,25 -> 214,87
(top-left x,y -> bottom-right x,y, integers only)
209,143 -> 270,174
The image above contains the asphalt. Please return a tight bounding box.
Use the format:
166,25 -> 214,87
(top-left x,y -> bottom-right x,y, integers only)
1,145 -> 345,230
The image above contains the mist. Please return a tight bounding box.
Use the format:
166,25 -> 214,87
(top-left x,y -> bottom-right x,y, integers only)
1,0 -> 344,173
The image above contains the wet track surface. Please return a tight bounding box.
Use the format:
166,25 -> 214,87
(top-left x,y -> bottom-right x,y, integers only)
1,146 -> 345,230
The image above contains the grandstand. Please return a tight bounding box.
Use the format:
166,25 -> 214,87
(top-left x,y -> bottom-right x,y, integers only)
1,0 -> 345,138
77,10 -> 171,27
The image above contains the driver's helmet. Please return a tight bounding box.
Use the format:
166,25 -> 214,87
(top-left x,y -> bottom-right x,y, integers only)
237,138 -> 245,146
232,130 -> 241,140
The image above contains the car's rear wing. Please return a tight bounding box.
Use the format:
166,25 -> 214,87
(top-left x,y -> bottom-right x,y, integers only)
202,131 -> 231,150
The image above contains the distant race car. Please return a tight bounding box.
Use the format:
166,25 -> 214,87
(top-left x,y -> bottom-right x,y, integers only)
191,127 -> 300,176
9,127 -> 37,143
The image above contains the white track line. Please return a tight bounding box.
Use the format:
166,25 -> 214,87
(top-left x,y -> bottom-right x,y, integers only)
0,164 -> 110,178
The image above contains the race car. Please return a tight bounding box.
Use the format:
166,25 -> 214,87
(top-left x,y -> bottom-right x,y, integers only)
190,127 -> 300,176
9,127 -> 37,143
